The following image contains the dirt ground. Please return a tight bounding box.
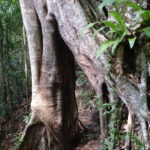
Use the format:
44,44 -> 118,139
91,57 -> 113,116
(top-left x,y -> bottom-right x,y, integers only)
0,99 -> 100,150
0,101 -> 29,150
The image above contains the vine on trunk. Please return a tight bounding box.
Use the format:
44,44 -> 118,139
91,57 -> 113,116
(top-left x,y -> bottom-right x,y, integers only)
84,0 -> 150,149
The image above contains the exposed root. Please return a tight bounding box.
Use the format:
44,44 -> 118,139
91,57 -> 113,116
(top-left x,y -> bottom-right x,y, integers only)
115,44 -> 124,79
138,53 -> 150,149
139,117 -> 150,149
19,112 -> 40,142
124,108 -> 133,150
45,124 -> 63,150
18,111 -> 64,150
104,75 -> 121,149
99,92 -> 108,140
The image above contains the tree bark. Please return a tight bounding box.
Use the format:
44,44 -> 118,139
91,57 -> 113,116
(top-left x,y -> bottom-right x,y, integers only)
19,0 -> 150,149
19,0 -> 80,149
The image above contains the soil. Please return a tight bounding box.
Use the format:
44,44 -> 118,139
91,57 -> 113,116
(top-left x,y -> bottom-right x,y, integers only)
73,105 -> 100,150
0,101 -> 29,150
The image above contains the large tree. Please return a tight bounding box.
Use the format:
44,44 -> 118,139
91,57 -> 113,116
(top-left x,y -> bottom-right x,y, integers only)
19,0 -> 150,149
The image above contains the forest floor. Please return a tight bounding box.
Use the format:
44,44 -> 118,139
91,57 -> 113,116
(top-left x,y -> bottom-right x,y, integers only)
0,100 -> 29,150
0,71 -> 100,150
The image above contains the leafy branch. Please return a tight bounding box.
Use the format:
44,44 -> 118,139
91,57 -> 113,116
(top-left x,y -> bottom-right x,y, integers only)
83,0 -> 150,56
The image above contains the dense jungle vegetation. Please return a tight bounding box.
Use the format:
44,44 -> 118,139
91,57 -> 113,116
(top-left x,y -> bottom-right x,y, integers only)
0,0 -> 30,126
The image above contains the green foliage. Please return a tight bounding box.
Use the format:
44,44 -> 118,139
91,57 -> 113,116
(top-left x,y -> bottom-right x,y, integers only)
99,6 -> 129,55
137,10 -> 150,25
80,22 -> 99,35
23,113 -> 30,123
130,134 -> 145,150
119,133 -> 145,150
98,102 -> 115,114
12,133 -> 22,150
76,71 -> 95,107
98,101 -> 120,150
141,26 -> 150,38
84,94 -> 116,114
80,90 -> 94,107
120,1 -> 141,11
102,21 -> 121,32
99,104 -> 145,150
109,11 -> 127,31
97,1 -> 129,55
101,127 -> 120,150
94,95 -> 144,150
128,37 -> 137,49
96,40 -> 115,57
76,71 -> 88,86
83,0 -> 150,56
77,76 -> 145,149
0,0 -> 31,118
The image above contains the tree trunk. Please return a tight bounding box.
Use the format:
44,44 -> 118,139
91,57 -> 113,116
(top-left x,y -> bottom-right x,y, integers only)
0,18 -> 11,110
19,1 -> 80,150
19,0 -> 150,149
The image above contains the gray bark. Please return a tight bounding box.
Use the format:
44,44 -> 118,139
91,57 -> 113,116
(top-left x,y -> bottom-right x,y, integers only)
19,0 -> 150,149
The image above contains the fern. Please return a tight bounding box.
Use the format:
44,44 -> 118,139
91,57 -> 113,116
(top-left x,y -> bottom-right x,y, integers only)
109,11 -> 127,31
121,1 -> 141,11
80,22 -> 99,35
96,40 -> 115,58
